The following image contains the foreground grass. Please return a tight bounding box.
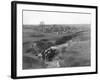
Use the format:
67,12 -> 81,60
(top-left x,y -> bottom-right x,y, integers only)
22,24 -> 91,69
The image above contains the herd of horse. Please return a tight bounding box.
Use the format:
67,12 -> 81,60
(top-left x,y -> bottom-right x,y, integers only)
29,30 -> 86,68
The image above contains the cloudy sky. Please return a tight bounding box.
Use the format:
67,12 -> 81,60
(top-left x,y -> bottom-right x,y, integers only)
23,10 -> 91,25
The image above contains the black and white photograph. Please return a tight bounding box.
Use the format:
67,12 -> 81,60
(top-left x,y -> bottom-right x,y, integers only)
11,1 -> 97,79
23,10 -> 91,69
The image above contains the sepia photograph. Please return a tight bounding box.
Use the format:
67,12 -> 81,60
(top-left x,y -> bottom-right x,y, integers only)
11,1 -> 97,79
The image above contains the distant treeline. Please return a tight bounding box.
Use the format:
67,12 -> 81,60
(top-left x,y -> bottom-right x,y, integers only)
23,24 -> 90,34
33,25 -> 79,34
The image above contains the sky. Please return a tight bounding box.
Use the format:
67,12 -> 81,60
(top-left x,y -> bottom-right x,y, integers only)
23,10 -> 91,25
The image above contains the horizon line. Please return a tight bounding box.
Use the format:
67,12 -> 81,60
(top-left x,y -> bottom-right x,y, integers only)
23,23 -> 91,25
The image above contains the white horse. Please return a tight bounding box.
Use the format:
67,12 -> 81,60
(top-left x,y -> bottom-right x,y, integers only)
37,40 -> 75,68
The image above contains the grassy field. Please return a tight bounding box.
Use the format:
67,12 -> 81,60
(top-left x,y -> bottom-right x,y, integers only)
22,24 -> 91,69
